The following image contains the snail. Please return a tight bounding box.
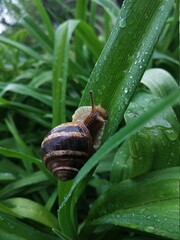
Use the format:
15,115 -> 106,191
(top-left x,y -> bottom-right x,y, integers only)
41,91 -> 107,181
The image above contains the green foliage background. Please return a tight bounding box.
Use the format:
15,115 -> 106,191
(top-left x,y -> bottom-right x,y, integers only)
0,0 -> 179,240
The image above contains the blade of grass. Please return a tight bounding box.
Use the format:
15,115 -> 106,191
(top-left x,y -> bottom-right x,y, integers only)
92,0 -> 120,24
0,147 -> 50,178
5,115 -> 33,157
0,97 -> 46,115
89,1 -> 96,28
52,20 -> 79,126
75,0 -> 88,64
0,82 -> 52,106
20,14 -> 53,53
5,115 -> 33,173
0,211 -> 59,240
0,171 -> 48,199
0,36 -> 45,61
75,21 -> 103,60
1,198 -> 58,229
33,0 -> 55,42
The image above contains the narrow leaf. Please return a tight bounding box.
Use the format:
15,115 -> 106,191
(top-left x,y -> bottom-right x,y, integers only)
1,198 -> 58,229
0,83 -> 52,106
80,0 -> 174,139
33,0 -> 55,42
92,0 -> 120,23
20,14 -> 53,53
52,20 -> 79,126
0,211 -> 59,240
0,36 -> 44,61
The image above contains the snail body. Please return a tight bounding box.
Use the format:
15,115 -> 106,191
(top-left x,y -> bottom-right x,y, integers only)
41,91 -> 107,181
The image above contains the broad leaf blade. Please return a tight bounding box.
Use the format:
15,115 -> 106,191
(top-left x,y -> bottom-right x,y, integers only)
124,91 -> 179,177
85,167 -> 179,240
0,211 -> 59,240
1,198 -> 58,229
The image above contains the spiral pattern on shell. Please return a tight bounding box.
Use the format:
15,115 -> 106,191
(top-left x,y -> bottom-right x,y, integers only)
41,122 -> 93,181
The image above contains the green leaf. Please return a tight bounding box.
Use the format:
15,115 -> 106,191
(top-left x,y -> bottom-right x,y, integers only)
0,171 -> 48,199
80,0 -> 175,140
110,141 -> 131,183
1,198 -> 58,229
0,82 -> 52,106
5,116 -> 33,157
84,167 -> 179,240
5,115 -> 33,172
33,0 -> 54,42
141,68 -> 178,98
0,147 -> 51,184
75,21 -> 103,60
75,0 -> 88,64
29,71 -> 52,88
52,20 -> 79,126
0,211 -> 59,240
0,36 -> 44,61
20,14 -> 53,53
92,0 -> 120,24
124,91 -> 179,177
153,51 -> 179,66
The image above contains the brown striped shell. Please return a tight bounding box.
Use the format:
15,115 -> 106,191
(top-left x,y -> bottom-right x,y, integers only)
41,91 -> 107,181
41,122 -> 93,181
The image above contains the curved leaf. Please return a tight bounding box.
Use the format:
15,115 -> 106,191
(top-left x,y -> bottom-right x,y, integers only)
0,36 -> 45,61
0,83 -> 52,106
141,68 -> 178,98
92,0 -> 120,23
124,91 -> 179,177
1,198 -> 58,229
85,167 -> 179,240
20,14 -> 53,53
0,211 -> 59,240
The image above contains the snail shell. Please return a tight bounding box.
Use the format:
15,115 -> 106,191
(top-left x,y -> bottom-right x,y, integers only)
41,91 -> 107,181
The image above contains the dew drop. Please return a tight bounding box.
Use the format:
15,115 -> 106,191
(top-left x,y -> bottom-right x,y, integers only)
119,18 -> 126,28
145,226 -> 155,233
124,87 -> 128,94
164,129 -> 178,141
